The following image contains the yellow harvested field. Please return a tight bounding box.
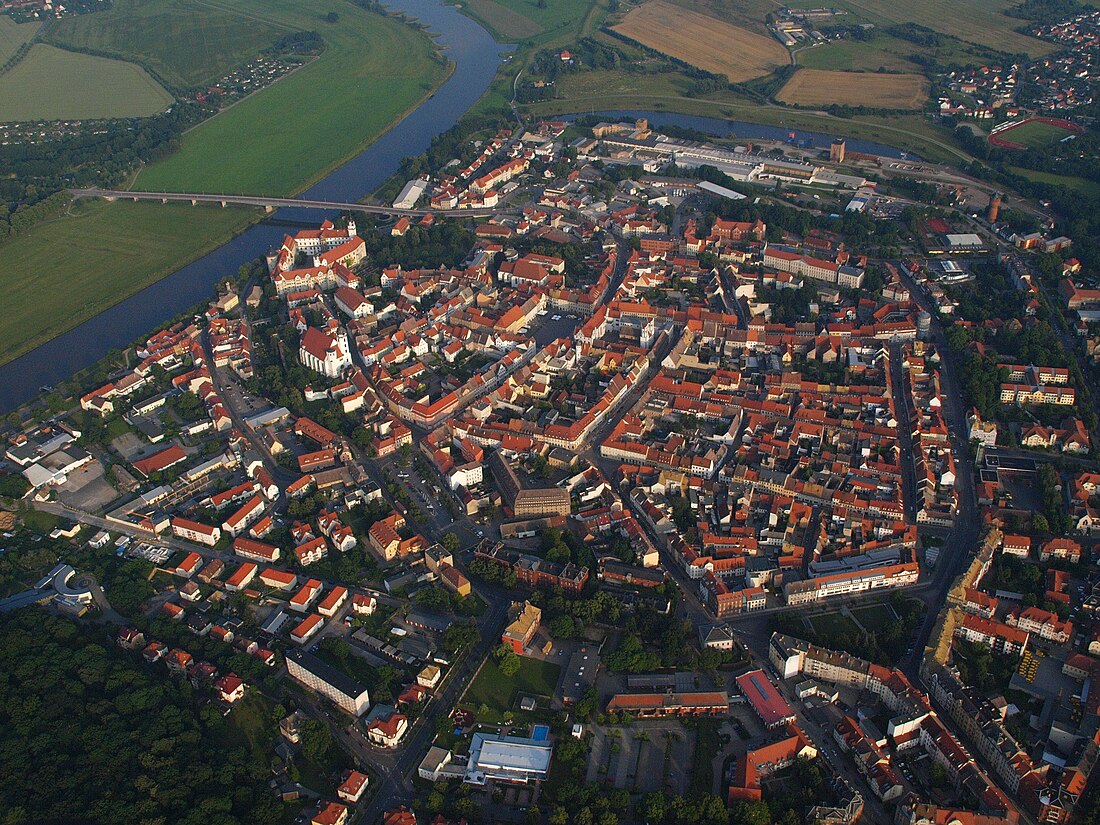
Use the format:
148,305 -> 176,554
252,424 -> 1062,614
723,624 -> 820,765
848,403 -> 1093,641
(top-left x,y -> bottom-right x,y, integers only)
777,69 -> 929,109
613,0 -> 788,82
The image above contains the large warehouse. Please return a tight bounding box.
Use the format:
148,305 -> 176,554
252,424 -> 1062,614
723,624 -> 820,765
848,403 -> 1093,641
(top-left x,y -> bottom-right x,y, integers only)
465,733 -> 553,785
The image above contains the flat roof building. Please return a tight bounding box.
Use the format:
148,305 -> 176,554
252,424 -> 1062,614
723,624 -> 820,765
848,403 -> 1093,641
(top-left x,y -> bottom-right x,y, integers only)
465,733 -> 553,785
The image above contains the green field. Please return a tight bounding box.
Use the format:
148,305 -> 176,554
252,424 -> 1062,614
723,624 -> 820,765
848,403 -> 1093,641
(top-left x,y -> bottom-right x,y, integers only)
464,655 -> 561,721
0,16 -> 39,65
0,0 -> 446,365
667,0 -> 1052,57
47,0 -> 289,88
0,200 -> 255,366
999,120 -> 1076,149
464,0 -> 545,39
1008,166 -> 1100,197
794,0 -> 1052,56
797,30 -> 993,73
133,0 -> 448,195
462,0 -> 597,43
0,44 -> 173,121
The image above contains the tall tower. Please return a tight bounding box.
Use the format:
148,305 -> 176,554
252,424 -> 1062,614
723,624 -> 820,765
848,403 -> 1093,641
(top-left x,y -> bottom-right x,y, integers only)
830,138 -> 846,163
988,192 -> 1002,223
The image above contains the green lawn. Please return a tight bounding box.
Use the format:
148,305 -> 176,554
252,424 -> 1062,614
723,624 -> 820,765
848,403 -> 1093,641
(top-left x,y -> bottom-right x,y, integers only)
806,611 -> 861,639
464,655 -> 561,719
849,603 -> 898,630
1000,120 -> 1077,149
46,0 -> 289,88
1008,166 -> 1100,196
0,16 -> 39,65
0,44 -> 173,122
0,200 -> 256,366
133,0 -> 448,195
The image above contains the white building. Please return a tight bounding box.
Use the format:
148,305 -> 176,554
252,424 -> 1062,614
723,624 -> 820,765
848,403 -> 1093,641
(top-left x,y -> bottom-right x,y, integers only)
299,326 -> 352,378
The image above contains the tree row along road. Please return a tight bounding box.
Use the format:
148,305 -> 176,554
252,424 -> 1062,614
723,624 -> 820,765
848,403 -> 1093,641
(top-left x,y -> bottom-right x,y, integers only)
68,188 -> 503,218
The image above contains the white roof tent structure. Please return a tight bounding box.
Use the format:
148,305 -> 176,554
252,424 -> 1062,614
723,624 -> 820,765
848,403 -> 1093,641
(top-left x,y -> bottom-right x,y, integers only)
464,733 -> 553,785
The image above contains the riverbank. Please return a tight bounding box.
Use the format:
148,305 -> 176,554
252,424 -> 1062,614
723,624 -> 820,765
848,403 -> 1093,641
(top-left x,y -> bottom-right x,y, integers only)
0,0 -> 449,371
0,201 -> 258,368
0,0 -> 508,412
524,89 -> 966,164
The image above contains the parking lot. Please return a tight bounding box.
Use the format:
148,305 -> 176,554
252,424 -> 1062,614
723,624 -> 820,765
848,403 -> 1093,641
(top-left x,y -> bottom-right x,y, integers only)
585,720 -> 694,794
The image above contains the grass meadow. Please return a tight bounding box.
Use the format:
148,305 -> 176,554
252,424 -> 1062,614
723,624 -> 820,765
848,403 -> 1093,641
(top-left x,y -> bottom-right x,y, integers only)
0,200 -> 256,366
133,0 -> 447,195
0,44 -> 172,122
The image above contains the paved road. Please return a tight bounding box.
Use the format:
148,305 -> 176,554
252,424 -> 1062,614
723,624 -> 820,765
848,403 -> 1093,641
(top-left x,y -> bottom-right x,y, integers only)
885,261 -> 980,683
340,594 -> 510,824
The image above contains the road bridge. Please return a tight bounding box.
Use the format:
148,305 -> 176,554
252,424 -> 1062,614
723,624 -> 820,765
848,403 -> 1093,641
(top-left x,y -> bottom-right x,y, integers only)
68,187 -> 500,218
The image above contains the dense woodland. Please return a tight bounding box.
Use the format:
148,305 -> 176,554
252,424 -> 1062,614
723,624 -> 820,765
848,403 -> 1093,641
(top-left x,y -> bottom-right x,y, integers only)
0,611 -> 284,825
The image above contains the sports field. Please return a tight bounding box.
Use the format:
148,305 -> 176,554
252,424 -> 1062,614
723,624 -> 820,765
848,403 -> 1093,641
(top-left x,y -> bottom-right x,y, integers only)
0,17 -> 39,65
997,119 -> 1077,148
0,44 -> 173,122
47,0 -> 288,88
613,0 -> 789,82
777,68 -> 929,109
133,0 -> 447,195
0,200 -> 255,366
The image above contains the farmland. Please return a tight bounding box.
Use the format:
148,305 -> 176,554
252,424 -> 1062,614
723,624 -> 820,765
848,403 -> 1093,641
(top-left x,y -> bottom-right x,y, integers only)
0,201 -> 255,366
802,0 -> 1052,57
796,30 -> 996,74
0,44 -> 173,122
660,0 -> 1051,57
613,0 -> 789,82
46,0 -> 288,88
0,17 -> 38,65
132,0 -> 448,195
777,68 -> 929,109
657,0 -> 779,36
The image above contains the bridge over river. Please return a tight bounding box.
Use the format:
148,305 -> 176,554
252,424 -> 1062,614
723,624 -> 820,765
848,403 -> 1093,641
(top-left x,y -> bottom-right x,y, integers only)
69,187 -> 499,218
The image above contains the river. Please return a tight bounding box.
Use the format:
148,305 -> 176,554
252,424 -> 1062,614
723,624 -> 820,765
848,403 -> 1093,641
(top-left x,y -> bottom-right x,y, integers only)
0,19 -> 913,414
0,0 -> 508,413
